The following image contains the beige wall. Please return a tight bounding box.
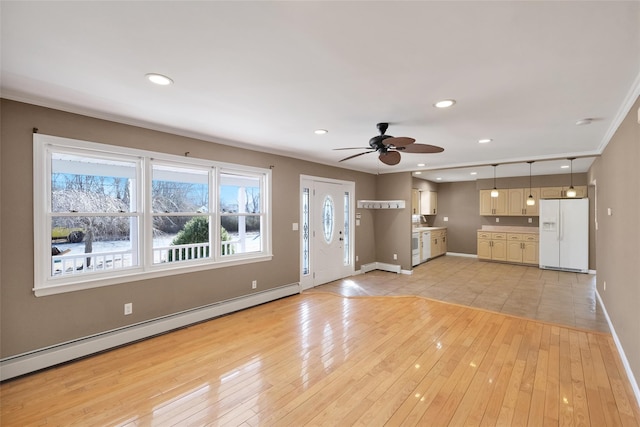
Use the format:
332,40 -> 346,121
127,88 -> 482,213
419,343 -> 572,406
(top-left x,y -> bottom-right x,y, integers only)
588,96 -> 640,389
375,173 -> 413,270
0,99 -> 378,357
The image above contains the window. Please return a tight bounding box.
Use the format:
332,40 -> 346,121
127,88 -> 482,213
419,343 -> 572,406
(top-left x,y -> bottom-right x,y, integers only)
151,162 -> 211,264
34,134 -> 272,296
322,195 -> 334,243
219,171 -> 264,255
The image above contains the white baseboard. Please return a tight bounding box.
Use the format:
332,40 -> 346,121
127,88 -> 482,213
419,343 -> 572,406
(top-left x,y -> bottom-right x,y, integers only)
595,289 -> 640,408
445,252 -> 477,258
361,262 -> 402,274
0,283 -> 300,381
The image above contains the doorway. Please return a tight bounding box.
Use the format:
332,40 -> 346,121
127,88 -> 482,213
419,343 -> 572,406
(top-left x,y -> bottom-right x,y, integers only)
300,176 -> 355,290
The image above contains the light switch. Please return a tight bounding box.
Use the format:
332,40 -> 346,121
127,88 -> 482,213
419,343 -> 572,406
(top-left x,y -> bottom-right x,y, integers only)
495,218 -> 500,223
356,219 -> 360,226
443,217 -> 449,222
607,208 -> 612,216
292,222 -> 298,231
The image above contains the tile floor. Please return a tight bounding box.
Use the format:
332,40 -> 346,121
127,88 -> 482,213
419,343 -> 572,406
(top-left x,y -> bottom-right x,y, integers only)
309,255 -> 610,333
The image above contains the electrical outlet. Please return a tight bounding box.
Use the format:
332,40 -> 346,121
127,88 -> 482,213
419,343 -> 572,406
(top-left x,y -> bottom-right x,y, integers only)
124,303 -> 132,315
393,253 -> 397,260
495,218 -> 500,223
252,280 -> 257,289
443,217 -> 449,222
355,255 -> 359,262
528,218 -> 532,223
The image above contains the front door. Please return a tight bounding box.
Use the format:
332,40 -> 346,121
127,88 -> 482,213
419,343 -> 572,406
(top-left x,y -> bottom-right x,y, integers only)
313,181 -> 345,286
300,177 -> 353,290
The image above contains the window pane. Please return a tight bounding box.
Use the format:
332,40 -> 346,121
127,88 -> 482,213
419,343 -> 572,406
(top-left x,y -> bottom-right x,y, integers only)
51,152 -> 136,213
344,192 -> 350,266
220,173 -> 261,214
302,187 -> 310,275
50,215 -> 138,276
152,215 -> 211,264
152,164 -> 209,213
220,215 -> 262,255
322,196 -> 334,243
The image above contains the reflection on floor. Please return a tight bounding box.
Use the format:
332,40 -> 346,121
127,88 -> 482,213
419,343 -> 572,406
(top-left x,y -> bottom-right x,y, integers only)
309,255 -> 609,333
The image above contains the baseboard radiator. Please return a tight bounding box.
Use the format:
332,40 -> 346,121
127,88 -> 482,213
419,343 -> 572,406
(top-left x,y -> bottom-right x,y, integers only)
0,283 -> 300,381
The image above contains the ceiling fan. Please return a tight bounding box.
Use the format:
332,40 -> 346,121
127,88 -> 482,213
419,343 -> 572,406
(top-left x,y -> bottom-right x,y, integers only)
334,123 -> 444,165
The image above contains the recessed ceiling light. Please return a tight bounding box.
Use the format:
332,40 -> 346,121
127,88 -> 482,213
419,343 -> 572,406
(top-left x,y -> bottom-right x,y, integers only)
436,177 -> 442,181
434,99 -> 456,108
314,129 -> 328,135
561,165 -> 570,169
576,118 -> 592,126
145,73 -> 173,85
417,163 -> 425,167
478,138 -> 492,144
470,172 -> 478,175
414,171 -> 422,175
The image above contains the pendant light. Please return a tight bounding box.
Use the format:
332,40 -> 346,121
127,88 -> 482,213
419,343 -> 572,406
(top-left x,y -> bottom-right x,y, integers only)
566,157 -> 577,198
526,161 -> 536,206
490,164 -> 499,197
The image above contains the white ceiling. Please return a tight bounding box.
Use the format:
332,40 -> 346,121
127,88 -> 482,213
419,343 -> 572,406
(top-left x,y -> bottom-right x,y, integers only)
2,2 -> 639,181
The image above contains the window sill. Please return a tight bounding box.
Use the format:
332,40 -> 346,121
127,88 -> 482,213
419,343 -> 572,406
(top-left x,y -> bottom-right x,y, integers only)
34,254 -> 273,297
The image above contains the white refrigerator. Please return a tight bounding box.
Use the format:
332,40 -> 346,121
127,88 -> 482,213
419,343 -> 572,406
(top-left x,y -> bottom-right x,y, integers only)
539,198 -> 589,273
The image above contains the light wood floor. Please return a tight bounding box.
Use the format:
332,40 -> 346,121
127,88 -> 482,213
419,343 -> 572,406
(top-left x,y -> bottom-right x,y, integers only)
1,290 -> 639,425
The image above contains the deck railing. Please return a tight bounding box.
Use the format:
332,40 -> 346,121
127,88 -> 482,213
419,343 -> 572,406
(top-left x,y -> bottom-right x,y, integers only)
153,240 -> 238,264
51,250 -> 134,276
52,240 -> 240,276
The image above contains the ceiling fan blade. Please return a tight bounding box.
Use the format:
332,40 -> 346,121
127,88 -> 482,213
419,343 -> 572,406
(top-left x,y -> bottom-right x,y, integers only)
339,151 -> 375,162
385,136 -> 415,147
333,147 -> 371,150
379,150 -> 401,165
400,143 -> 445,153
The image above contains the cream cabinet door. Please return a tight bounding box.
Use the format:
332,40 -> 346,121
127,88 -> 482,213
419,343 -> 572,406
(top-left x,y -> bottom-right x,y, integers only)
493,189 -> 509,215
420,191 -> 437,215
479,190 -> 493,215
506,240 -> 523,263
411,189 -> 420,214
508,189 -> 525,216
491,239 -> 507,261
522,241 -> 538,264
477,239 -> 492,259
523,188 -> 540,216
540,187 -> 562,199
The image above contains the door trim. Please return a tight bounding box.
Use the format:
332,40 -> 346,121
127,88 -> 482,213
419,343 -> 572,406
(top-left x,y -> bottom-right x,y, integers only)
299,175 -> 355,290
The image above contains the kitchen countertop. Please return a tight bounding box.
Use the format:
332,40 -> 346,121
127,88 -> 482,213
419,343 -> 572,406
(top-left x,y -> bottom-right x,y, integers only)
413,226 -> 447,232
479,226 -> 538,233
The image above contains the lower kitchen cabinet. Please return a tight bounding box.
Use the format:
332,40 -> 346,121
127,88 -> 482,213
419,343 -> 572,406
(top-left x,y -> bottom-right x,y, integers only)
477,231 -> 506,261
430,229 -> 447,258
505,233 -> 539,265
480,231 -> 538,265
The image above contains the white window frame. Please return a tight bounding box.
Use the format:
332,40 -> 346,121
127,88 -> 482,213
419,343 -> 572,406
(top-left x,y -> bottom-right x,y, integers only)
34,134 -> 272,297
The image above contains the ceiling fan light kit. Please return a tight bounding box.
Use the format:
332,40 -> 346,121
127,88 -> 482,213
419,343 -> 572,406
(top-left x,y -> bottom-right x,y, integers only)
335,123 -> 444,166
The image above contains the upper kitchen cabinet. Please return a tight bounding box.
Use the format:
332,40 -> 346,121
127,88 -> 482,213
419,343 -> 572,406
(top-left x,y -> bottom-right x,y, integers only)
479,189 -> 508,216
508,188 -> 540,216
411,189 -> 420,214
540,186 -> 587,199
420,191 -> 437,215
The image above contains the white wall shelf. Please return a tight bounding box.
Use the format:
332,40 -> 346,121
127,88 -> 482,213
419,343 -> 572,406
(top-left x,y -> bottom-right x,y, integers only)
357,200 -> 406,209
